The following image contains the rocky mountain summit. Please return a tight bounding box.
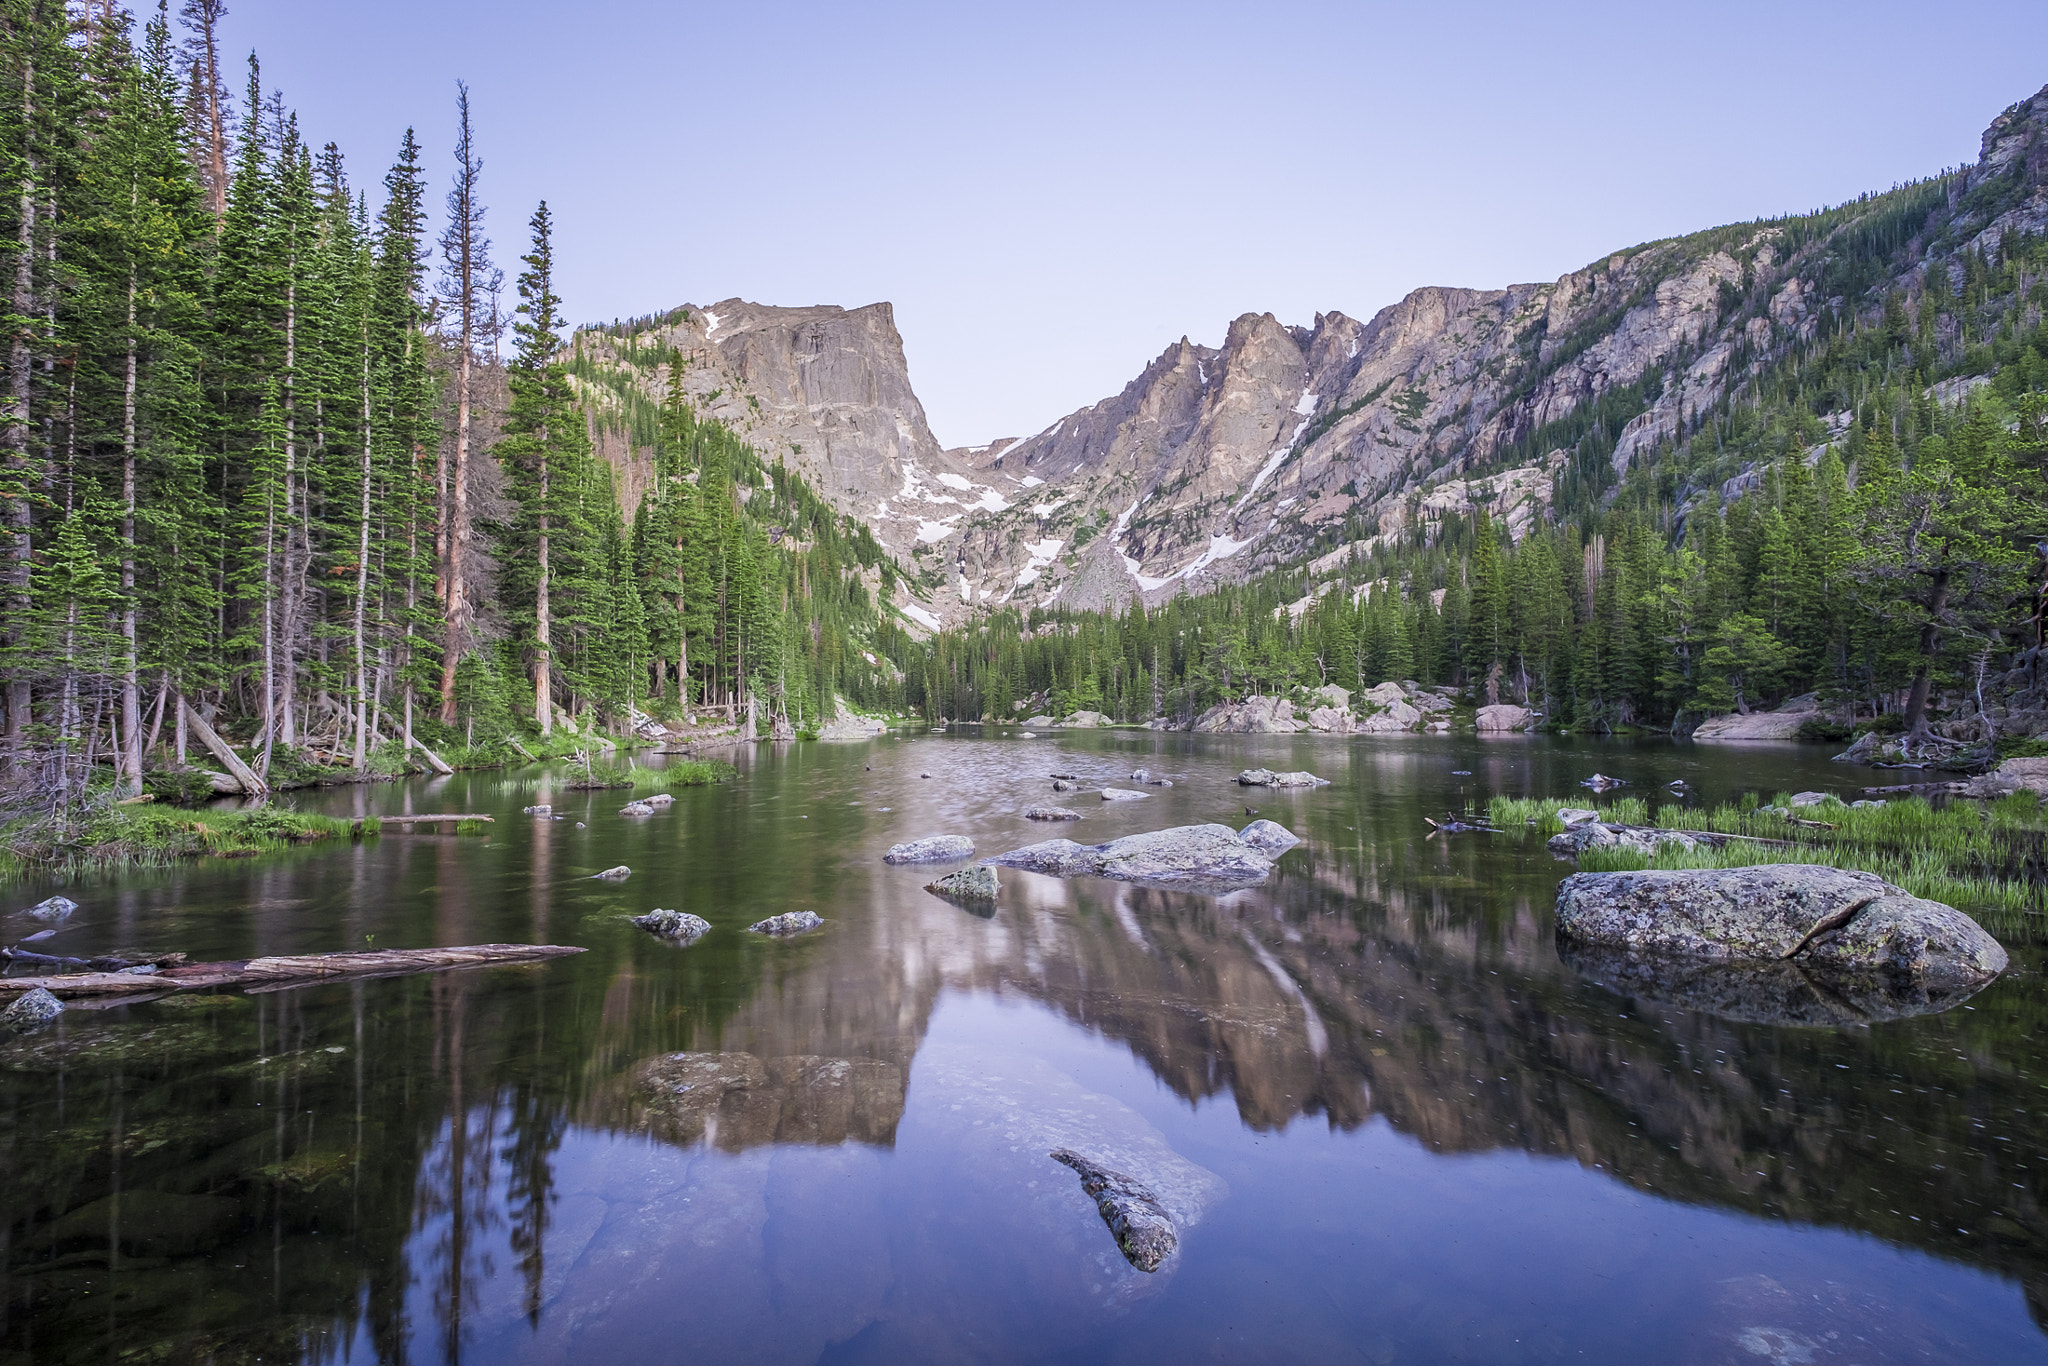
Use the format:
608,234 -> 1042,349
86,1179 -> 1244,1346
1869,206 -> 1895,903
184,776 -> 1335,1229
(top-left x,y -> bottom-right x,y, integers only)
576,83 -> 2048,632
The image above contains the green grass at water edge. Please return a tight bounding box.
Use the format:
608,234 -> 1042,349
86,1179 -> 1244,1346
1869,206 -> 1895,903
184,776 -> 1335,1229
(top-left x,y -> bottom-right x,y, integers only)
1,804 -> 372,879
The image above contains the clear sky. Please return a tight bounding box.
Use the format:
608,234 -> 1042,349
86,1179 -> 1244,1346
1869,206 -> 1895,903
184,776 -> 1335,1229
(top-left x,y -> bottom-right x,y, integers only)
220,0 -> 2048,449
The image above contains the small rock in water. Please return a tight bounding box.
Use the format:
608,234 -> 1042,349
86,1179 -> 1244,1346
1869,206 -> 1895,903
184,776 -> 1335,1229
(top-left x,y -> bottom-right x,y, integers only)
1130,768 -> 1149,783
1147,777 -> 1172,787
883,835 -> 976,864
1556,808 -> 1600,826
1052,778 -> 1080,793
592,865 -> 631,881
1020,731 -> 1036,738
1099,788 -> 1148,802
1236,769 -> 1329,788
632,908 -> 712,944
0,987 -> 63,1035
1024,805 -> 1081,821
1050,772 -> 1077,780
21,896 -> 78,923
575,821 -> 586,828
1788,791 -> 1836,808
1050,1148 -> 1177,1273
749,911 -> 823,937
1451,770 -> 1472,776
523,804 -> 553,816
1580,772 -> 1626,791
926,866 -> 998,901
619,801 -> 656,817
643,792 -> 675,808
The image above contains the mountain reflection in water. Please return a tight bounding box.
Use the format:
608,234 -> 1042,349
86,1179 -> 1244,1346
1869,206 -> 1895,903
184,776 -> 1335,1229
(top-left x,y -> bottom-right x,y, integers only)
0,733 -> 2043,1364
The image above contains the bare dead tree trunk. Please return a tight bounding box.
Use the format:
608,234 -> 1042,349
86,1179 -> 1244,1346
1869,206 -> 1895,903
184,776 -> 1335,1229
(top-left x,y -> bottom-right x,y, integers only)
3,51 -> 36,776
120,269 -> 141,794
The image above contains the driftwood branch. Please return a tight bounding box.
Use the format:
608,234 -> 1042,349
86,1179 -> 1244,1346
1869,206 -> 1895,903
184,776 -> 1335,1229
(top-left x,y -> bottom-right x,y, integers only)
0,943 -> 583,999
364,813 -> 494,827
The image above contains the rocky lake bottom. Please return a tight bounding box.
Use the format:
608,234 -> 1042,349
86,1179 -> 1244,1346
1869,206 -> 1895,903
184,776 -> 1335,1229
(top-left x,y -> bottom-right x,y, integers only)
2,730 -> 2046,1365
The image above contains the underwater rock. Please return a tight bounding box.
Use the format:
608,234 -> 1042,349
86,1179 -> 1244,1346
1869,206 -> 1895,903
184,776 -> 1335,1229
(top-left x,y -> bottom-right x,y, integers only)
1099,787 -> 1148,802
1555,866 -> 2007,990
592,866 -> 632,881
1051,1148 -> 1177,1273
883,835 -> 975,864
749,911 -> 824,937
620,801 -> 656,817
925,866 -> 998,901
986,823 -> 1275,889
523,804 -> 553,815
1023,805 -> 1081,821
632,909 -> 712,944
643,792 -> 675,807
0,987 -> 63,1034
1051,778 -> 1079,793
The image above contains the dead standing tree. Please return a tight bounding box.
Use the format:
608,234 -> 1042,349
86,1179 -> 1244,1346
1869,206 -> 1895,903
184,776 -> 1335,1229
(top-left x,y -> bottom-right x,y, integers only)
434,82 -> 500,724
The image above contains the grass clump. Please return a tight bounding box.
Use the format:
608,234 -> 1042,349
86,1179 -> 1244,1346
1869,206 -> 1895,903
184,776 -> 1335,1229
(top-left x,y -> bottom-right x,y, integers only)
564,757 -> 735,790
3,803 -> 368,877
1487,795 -> 1646,833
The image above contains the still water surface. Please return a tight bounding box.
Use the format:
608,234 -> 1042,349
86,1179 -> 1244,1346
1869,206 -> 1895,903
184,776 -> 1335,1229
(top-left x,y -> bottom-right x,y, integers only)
3,732 -> 2045,1364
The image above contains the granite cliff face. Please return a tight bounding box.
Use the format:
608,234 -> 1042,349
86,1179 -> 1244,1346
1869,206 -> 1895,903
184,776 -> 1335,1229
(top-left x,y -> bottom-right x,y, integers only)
578,83 -> 2048,630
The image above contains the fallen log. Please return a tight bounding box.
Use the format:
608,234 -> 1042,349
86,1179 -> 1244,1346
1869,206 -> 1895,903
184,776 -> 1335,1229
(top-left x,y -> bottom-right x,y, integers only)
0,943 -> 582,999
180,700 -> 267,795
361,813 -> 494,827
1863,781 -> 1968,796
1,947 -> 187,973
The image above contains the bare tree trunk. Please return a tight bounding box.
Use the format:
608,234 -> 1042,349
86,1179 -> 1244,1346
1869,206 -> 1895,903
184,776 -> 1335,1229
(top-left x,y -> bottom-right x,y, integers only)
535,452 -> 551,734
353,342 -> 373,767
1902,567 -> 1952,748
3,53 -> 35,776
119,272 -> 142,795
279,256 -> 300,747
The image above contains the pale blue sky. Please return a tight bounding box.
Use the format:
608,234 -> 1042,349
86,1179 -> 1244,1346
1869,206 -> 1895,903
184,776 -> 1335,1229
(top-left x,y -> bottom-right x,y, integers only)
223,0 -> 2048,448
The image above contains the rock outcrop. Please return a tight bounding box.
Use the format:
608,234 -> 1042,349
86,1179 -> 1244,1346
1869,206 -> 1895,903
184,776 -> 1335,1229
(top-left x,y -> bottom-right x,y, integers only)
1960,757 -> 2048,798
1190,696 -> 1301,734
1554,866 -> 2007,991
1691,693 -> 1820,741
1474,704 -> 1533,732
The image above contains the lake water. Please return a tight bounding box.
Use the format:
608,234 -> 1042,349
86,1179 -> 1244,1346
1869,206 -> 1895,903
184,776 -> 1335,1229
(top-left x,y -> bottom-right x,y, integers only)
2,731 -> 2045,1365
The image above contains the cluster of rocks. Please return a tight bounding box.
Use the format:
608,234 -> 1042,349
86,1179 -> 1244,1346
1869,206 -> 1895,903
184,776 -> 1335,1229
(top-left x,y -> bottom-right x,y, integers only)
1181,682 -> 1462,735
985,819 -> 1299,890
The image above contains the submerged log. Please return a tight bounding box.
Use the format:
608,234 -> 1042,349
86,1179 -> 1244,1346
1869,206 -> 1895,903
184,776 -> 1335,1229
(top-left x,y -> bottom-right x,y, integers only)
0,943 -> 583,999
361,813 -> 494,828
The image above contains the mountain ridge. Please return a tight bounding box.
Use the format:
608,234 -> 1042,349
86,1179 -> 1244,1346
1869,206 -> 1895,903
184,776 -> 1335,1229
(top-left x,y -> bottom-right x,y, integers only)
572,81 -> 2048,632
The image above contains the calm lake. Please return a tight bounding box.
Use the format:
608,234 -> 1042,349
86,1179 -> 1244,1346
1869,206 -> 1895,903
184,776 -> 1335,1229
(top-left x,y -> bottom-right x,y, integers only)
3,731 -> 2045,1365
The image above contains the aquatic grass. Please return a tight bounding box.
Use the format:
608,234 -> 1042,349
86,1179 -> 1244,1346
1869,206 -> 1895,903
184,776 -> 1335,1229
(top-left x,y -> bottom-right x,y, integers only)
1487,795 -> 1647,833
455,818 -> 490,836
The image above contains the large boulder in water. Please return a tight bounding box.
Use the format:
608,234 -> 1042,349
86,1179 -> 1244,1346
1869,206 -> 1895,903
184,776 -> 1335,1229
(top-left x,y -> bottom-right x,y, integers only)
20,896 -> 77,923
883,835 -> 974,864
986,823 -> 1276,889
1555,866 -> 2007,991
